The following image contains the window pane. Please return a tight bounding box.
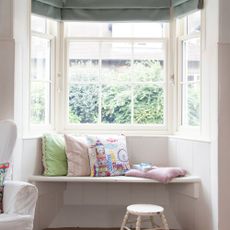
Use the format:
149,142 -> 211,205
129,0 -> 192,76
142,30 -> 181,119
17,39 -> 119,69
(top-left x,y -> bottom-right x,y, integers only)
69,84 -> 99,123
133,42 -> 165,82
182,38 -> 200,82
69,42 -> 99,82
101,85 -> 131,124
188,11 -> 201,34
69,59 -> 99,82
112,23 -> 165,38
31,36 -> 51,81
134,85 -> 164,124
133,60 -> 164,82
65,22 -> 166,38
187,83 -> 200,126
101,42 -> 132,82
133,42 -> 164,59
181,37 -> 201,127
31,15 -> 46,33
30,82 -> 50,124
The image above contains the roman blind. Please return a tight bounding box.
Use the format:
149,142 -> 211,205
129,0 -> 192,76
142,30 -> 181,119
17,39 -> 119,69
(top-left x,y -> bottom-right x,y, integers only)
172,0 -> 204,17
32,0 -> 204,21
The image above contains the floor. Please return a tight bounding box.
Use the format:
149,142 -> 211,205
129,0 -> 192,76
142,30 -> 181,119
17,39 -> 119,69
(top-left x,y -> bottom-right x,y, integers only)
44,228 -> 176,230
44,229 -> 120,230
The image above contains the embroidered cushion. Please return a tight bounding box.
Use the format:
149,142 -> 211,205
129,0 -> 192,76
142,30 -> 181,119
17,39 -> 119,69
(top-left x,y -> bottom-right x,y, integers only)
125,166 -> 187,183
0,162 -> 10,213
64,134 -> 90,176
87,135 -> 130,177
42,134 -> 67,176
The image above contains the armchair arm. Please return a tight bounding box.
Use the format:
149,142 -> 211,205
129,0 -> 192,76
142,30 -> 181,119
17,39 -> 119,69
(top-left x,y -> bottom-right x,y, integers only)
3,181 -> 38,217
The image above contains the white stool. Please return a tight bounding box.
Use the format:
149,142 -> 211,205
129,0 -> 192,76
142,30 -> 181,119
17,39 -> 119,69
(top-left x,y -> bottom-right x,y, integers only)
120,204 -> 169,230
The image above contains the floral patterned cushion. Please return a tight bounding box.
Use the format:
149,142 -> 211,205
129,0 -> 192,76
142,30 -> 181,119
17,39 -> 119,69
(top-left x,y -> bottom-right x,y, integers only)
0,162 -> 10,213
87,135 -> 130,177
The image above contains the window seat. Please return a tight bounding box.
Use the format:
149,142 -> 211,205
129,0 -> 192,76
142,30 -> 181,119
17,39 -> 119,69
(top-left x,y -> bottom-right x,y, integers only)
29,175 -> 201,199
29,175 -> 200,183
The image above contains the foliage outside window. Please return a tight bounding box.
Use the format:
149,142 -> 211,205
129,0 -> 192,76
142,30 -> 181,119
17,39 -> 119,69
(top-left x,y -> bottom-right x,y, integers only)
177,11 -> 201,127
65,22 -> 167,127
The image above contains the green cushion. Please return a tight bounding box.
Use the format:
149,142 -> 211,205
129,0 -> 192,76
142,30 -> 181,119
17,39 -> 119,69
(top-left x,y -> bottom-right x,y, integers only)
42,134 -> 67,176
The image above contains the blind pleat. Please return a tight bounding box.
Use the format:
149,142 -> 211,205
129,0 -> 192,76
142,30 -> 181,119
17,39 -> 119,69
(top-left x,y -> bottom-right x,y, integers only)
35,0 -> 63,8
63,0 -> 171,9
32,0 -> 62,20
62,8 -> 170,21
173,0 -> 204,17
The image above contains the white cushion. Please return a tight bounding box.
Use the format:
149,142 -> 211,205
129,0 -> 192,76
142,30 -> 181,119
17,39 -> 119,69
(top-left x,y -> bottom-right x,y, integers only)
0,214 -> 33,230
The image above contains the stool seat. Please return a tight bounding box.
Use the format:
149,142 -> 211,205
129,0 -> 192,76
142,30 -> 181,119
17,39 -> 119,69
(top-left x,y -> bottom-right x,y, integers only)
121,204 -> 169,230
127,204 -> 164,216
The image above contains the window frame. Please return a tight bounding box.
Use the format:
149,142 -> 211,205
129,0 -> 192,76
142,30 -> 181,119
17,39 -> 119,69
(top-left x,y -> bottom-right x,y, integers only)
30,24 -> 56,133
63,34 -> 170,134
176,13 -> 202,133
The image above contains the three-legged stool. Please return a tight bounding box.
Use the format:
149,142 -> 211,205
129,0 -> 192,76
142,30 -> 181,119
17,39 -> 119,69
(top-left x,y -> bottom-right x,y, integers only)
120,204 -> 169,230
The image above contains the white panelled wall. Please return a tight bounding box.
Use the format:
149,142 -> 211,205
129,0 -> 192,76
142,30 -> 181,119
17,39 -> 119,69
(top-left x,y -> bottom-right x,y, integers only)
22,136 -> 212,230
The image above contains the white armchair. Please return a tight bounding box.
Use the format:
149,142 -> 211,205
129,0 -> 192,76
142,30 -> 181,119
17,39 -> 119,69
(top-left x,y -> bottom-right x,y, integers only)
0,120 -> 38,230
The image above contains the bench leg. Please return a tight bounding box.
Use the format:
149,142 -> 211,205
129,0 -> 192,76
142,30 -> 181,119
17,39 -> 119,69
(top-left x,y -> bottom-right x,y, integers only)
120,211 -> 129,230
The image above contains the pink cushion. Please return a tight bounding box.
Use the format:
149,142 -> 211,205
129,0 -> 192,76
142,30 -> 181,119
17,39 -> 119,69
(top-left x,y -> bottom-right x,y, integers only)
64,134 -> 90,176
125,166 -> 187,183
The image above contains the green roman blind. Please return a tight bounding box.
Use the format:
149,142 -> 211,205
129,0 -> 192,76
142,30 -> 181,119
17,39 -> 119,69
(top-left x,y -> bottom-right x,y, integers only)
32,0 -> 171,21
32,0 -> 63,20
172,0 -> 204,17
31,0 -> 204,21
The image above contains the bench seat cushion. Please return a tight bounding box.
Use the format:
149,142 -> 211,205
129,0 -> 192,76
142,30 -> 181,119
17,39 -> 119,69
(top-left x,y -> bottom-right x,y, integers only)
126,167 -> 187,183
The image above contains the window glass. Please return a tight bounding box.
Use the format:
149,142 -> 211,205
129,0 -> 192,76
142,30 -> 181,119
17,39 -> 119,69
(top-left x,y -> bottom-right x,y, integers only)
31,15 -> 46,33
179,12 -> 201,127
31,36 -> 51,125
30,14 -> 57,127
188,11 -> 201,34
66,23 -> 167,126
31,37 -> 51,81
65,22 -> 166,38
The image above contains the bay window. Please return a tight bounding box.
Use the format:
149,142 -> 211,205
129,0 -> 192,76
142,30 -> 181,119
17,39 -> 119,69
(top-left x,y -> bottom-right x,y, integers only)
29,11 -> 202,135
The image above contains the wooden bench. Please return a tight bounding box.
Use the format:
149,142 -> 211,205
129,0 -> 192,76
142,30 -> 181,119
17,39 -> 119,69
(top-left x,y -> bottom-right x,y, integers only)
29,175 -> 200,183
29,175 -> 201,199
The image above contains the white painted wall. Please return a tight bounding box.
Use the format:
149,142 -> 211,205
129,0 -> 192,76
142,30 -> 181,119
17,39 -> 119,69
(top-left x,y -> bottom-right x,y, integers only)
168,137 -> 212,230
218,1 -> 230,229
0,0 -> 14,120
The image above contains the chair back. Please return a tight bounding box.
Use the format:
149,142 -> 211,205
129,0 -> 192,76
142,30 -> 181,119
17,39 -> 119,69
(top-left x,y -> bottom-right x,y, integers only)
0,120 -> 17,162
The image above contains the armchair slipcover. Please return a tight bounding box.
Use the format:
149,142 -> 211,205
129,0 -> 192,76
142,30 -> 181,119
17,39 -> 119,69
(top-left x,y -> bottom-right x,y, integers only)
0,120 -> 38,230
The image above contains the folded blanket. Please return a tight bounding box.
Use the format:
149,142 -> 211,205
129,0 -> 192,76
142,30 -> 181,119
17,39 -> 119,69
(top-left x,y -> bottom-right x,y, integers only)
125,166 -> 187,183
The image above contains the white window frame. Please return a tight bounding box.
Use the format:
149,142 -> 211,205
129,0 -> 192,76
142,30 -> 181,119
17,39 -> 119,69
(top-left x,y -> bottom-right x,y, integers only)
62,35 -> 170,135
30,24 -> 56,133
176,13 -> 201,134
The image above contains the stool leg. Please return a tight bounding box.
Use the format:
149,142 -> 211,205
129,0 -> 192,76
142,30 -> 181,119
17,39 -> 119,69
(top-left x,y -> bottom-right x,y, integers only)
160,213 -> 169,230
149,216 -> 157,228
120,211 -> 129,230
136,216 -> 141,230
